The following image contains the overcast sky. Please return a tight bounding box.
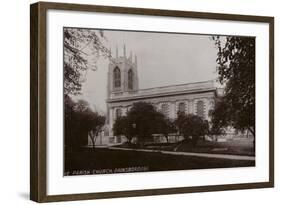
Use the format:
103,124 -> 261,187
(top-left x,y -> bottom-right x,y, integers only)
78,29 -> 220,113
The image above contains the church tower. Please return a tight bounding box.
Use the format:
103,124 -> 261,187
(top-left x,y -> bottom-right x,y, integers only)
107,44 -> 139,98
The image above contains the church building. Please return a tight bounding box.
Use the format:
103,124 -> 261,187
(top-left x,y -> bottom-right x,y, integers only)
91,45 -> 223,146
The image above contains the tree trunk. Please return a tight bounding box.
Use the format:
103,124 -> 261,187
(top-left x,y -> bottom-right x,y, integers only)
165,135 -> 169,143
192,136 -> 198,147
89,132 -> 95,150
247,127 -> 255,154
127,136 -> 132,144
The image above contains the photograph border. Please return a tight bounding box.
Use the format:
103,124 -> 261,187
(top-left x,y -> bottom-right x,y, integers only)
30,1 -> 274,202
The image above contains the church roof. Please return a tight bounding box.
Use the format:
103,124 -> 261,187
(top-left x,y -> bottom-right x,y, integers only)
107,80 -> 217,103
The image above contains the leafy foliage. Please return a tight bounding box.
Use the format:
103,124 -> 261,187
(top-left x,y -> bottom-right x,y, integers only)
113,102 -> 174,144
113,116 -> 135,143
175,113 -> 209,146
208,98 -> 229,136
128,102 -> 162,142
64,28 -> 111,95
212,36 -> 255,136
113,102 -> 210,146
154,117 -> 176,142
64,96 -> 105,150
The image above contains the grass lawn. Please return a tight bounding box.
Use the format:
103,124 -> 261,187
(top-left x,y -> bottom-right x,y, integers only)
116,138 -> 255,156
175,139 -> 255,156
64,147 -> 255,176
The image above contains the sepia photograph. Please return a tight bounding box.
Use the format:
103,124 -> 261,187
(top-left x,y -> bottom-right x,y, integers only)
63,28 -> 255,176
29,2 -> 274,201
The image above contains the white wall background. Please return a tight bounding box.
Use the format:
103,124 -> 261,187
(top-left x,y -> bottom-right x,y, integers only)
0,0 -> 279,204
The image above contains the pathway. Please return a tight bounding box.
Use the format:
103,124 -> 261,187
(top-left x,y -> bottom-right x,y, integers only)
107,146 -> 255,161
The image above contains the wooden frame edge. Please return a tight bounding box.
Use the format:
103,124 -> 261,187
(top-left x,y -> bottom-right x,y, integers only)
37,1 -> 274,22
30,2 -> 39,202
269,17 -> 274,188
39,182 -> 273,203
30,1 -> 274,202
30,2 -> 48,202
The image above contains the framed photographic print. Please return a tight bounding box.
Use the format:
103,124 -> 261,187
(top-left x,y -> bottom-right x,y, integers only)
30,1 -> 274,202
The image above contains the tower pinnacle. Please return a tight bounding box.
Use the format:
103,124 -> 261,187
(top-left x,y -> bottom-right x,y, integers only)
123,44 -> 126,58
134,54 -> 137,65
129,50 -> 133,61
116,45 -> 118,58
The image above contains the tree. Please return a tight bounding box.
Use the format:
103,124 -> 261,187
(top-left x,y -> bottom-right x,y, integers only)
113,102 -> 171,145
113,102 -> 177,144
64,95 -> 77,149
128,102 -> 160,144
113,116 -> 135,143
63,28 -> 108,150
175,113 -> 209,147
87,114 -> 106,149
212,36 -> 255,138
154,117 -> 176,143
208,98 -> 229,138
64,98 -> 105,150
64,28 -> 111,96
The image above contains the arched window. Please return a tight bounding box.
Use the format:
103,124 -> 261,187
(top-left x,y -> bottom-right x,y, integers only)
161,103 -> 169,117
128,69 -> 133,90
197,101 -> 204,118
178,102 -> 186,114
113,67 -> 121,88
116,108 -> 122,119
